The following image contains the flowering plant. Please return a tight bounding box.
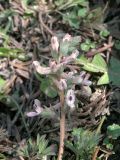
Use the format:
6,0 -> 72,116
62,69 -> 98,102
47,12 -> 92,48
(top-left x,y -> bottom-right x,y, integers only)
28,34 -> 92,160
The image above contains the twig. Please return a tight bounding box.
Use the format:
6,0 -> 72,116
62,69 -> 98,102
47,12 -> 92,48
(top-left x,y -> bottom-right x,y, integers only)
19,156 -> 25,160
58,90 -> 65,160
38,12 -> 55,36
86,42 -> 114,57
99,147 -> 113,159
92,146 -> 100,160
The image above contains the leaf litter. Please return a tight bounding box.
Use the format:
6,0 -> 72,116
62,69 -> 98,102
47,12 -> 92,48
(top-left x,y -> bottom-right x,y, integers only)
0,0 -> 120,159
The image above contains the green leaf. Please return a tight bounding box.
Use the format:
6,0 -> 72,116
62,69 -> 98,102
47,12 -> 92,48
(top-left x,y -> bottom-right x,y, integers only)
69,18 -> 80,28
68,36 -> 81,52
40,79 -> 57,98
60,41 -> 69,56
92,54 -> 107,71
0,47 -> 28,60
108,56 -> 120,86
76,54 -> 107,73
78,8 -> 88,17
90,43 -> 96,49
103,137 -> 110,146
107,124 -> 120,139
70,36 -> 81,46
100,29 -> 110,38
97,72 -> 109,85
81,43 -> 90,51
66,127 -> 101,159
106,143 -> 113,150
76,54 -> 109,85
80,39 -> 96,51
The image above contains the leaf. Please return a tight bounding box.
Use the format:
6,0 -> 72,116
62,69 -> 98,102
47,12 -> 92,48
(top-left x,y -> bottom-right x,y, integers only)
69,18 -> 80,29
63,11 -> 80,28
78,8 -> 88,17
107,124 -> 120,140
0,47 -> 28,60
59,41 -> 70,56
41,108 -> 56,119
70,36 -> 81,47
106,143 -> 113,150
108,56 -> 120,86
90,42 -> 96,49
40,79 -> 57,98
100,29 -> 110,38
68,36 -> 81,52
81,43 -> 90,51
92,54 -> 107,69
76,54 -> 107,73
76,54 -> 109,85
97,72 -> 109,85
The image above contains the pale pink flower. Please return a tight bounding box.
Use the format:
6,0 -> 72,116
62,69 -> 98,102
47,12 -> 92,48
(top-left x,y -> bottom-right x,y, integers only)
26,99 -> 43,117
65,89 -> 75,109
63,34 -> 72,42
82,79 -> 92,86
51,36 -> 59,52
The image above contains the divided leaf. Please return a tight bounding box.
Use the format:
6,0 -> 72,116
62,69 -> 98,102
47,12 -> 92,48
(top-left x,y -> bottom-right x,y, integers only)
107,124 -> 120,140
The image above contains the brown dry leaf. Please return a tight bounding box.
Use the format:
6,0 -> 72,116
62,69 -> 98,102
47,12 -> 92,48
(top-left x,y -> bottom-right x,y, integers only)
15,68 -> 30,79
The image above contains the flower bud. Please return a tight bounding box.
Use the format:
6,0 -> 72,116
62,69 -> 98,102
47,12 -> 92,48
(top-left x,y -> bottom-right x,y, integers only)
71,49 -> 79,59
63,34 -> 72,42
26,99 -> 43,117
51,36 -> 59,52
53,79 -> 67,91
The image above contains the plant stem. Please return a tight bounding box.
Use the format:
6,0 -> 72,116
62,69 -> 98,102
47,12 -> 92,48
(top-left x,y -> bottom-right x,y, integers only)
58,90 -> 65,160
96,116 -> 106,135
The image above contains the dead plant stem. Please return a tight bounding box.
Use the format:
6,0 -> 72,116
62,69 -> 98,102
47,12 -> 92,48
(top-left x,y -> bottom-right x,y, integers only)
87,42 -> 114,57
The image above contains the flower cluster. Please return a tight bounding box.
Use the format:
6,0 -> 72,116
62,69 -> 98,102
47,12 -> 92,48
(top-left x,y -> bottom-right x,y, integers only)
27,34 -> 92,116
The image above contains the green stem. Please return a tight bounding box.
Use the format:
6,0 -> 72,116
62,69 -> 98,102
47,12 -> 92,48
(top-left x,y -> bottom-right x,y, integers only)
96,116 -> 106,135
